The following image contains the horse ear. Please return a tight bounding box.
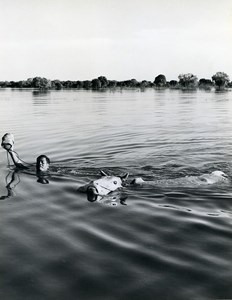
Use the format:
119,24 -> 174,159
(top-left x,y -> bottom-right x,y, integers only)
100,170 -> 108,176
120,173 -> 129,181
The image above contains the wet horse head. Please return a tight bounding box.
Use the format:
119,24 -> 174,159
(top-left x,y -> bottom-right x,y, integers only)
78,170 -> 129,201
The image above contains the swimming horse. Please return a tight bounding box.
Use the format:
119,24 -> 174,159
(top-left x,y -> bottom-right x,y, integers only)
77,170 -> 129,202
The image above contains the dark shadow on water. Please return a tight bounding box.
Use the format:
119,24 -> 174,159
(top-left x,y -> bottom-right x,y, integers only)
32,90 -> 51,97
37,172 -> 50,184
180,89 -> 198,93
32,90 -> 51,105
0,168 -> 50,200
86,189 -> 128,206
0,170 -> 20,200
215,89 -> 229,93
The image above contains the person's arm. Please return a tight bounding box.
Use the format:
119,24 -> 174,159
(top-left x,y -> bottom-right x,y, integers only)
1,133 -> 28,169
7,149 -> 28,169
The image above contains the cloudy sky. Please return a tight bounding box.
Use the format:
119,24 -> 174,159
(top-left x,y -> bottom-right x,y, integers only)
0,0 -> 232,82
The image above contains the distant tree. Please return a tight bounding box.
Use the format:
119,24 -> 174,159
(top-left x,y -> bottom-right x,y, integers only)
15,81 -> 25,88
154,74 -> 166,88
32,77 -> 51,89
98,76 -> 109,88
83,80 -> 92,89
169,80 -> 179,89
198,78 -> 213,90
130,79 -> 138,87
227,81 -> 232,88
117,81 -> 123,88
2,81 -> 9,87
62,80 -> 73,88
140,80 -> 149,88
178,73 -> 198,89
52,80 -> 63,90
10,81 -> 16,87
71,81 -> 78,88
212,72 -> 230,90
121,80 -> 128,87
108,80 -> 117,88
118,80 -> 126,87
92,78 -> 102,90
69,81 -> 77,88
25,78 -> 33,87
120,79 -> 139,88
147,81 -> 154,87
76,81 -> 83,89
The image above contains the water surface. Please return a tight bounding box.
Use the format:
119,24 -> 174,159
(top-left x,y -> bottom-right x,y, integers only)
0,88 -> 232,300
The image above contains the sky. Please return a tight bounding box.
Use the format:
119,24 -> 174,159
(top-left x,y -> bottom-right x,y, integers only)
0,0 -> 232,82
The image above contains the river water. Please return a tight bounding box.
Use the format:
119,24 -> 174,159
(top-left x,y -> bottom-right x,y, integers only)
0,88 -> 232,300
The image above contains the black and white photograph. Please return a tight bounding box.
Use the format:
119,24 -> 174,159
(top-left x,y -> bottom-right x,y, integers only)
0,1 -> 232,299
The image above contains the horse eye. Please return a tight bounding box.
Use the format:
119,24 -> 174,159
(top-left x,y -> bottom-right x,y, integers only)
113,181 -> 117,185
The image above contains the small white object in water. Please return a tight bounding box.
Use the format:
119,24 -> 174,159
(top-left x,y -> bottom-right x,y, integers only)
130,177 -> 145,185
199,170 -> 228,184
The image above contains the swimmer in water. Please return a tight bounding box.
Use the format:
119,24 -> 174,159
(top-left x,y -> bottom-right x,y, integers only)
36,155 -> 50,173
1,133 -> 50,174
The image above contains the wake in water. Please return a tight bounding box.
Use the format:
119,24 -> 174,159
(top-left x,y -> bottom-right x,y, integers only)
130,170 -> 230,188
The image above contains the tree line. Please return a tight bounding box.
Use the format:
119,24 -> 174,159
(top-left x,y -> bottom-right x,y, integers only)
0,72 -> 231,91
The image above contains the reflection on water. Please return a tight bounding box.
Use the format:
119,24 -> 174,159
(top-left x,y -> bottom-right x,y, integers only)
0,89 -> 232,300
0,170 -> 20,200
32,90 -> 51,97
0,167 -> 50,200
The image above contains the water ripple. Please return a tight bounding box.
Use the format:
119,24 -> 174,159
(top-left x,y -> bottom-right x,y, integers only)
1,89 -> 232,300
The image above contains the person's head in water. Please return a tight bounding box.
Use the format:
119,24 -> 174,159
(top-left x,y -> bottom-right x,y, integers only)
36,155 -> 50,172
